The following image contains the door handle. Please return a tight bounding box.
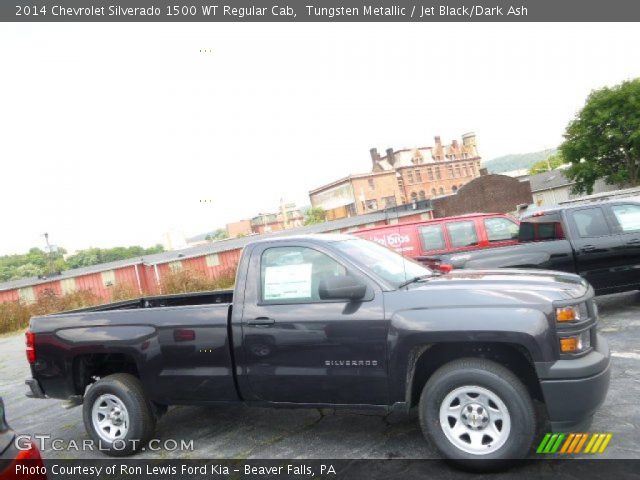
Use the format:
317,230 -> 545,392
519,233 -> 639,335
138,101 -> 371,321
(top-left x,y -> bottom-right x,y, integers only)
626,238 -> 640,245
581,245 -> 596,252
247,317 -> 275,326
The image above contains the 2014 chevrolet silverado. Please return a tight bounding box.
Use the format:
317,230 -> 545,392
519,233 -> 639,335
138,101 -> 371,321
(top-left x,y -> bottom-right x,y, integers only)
436,198 -> 640,295
25,235 -> 610,461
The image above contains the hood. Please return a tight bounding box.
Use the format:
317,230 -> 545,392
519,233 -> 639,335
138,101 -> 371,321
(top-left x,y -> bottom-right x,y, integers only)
408,268 -> 589,302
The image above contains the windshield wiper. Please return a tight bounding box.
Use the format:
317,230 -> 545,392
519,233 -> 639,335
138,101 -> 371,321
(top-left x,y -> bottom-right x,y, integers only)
397,274 -> 434,289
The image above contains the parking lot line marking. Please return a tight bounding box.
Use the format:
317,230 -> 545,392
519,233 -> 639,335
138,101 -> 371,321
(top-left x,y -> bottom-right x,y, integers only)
611,352 -> 640,360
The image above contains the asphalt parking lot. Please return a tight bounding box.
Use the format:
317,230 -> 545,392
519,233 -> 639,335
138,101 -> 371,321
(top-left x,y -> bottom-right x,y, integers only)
1,291 -> 639,461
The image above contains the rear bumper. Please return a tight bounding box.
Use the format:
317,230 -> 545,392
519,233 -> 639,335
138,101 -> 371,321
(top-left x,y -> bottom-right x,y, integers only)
25,378 -> 46,399
538,334 -> 611,431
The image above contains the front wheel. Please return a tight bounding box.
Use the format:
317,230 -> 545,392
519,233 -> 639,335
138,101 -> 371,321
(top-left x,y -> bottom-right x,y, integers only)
419,358 -> 536,463
83,373 -> 156,456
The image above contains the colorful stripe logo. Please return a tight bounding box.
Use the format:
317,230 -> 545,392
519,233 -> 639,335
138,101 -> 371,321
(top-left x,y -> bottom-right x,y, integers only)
537,433 -> 612,454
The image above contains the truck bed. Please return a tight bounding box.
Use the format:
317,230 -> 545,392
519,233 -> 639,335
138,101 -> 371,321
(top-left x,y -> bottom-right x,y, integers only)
29,288 -> 238,404
57,289 -> 234,314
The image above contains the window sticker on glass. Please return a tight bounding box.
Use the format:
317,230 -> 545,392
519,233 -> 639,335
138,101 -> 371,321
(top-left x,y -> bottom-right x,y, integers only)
263,263 -> 313,300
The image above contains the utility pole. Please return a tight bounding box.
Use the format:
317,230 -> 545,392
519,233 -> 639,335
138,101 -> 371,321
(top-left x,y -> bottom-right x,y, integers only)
43,233 -> 54,276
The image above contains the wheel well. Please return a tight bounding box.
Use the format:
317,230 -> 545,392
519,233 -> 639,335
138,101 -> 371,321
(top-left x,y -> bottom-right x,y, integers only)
72,353 -> 139,395
408,342 -> 543,407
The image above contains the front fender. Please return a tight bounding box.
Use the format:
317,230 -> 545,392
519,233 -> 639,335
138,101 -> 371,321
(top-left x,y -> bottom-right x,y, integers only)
387,306 -> 553,403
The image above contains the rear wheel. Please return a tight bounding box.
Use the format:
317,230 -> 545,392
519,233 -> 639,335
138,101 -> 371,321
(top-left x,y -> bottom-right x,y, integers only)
83,373 -> 155,456
419,358 -> 535,463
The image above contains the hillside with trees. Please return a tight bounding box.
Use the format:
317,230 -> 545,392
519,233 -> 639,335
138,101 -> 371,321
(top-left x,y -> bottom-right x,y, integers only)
528,152 -> 567,175
483,149 -> 558,174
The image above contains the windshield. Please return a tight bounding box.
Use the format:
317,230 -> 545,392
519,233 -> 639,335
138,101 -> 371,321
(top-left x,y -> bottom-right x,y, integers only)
333,238 -> 433,288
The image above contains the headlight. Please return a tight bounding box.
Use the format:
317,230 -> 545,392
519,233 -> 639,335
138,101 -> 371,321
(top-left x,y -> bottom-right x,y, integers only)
556,305 -> 581,322
559,330 -> 591,354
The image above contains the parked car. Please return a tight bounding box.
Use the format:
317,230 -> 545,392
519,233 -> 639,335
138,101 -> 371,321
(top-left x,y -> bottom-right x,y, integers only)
352,213 -> 519,268
435,198 -> 640,295
0,397 -> 46,480
25,235 -> 610,463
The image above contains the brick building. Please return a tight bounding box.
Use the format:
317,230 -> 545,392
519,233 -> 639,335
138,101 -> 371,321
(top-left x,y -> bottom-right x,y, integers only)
250,201 -> 304,234
431,174 -> 533,218
310,133 -> 482,219
226,219 -> 252,238
308,171 -> 403,220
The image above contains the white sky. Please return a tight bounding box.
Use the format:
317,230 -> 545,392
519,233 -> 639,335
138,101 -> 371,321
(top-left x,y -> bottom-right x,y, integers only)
1,23 -> 638,255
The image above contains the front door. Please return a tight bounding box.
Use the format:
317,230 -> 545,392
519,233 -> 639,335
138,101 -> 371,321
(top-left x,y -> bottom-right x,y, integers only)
568,206 -> 620,292
241,243 -> 388,405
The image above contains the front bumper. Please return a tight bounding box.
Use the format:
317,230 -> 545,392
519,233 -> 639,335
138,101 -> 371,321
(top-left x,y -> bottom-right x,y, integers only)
537,333 -> 611,431
25,378 -> 46,399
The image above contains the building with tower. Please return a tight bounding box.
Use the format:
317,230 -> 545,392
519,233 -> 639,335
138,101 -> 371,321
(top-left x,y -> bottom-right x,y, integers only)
309,133 -> 482,219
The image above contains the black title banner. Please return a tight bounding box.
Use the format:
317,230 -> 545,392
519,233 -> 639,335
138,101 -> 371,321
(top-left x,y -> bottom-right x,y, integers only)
5,459 -> 640,480
2,0 -> 640,22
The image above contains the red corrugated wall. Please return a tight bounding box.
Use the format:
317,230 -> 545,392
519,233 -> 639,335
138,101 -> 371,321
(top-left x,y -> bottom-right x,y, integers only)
114,266 -> 143,295
150,249 -> 241,294
0,289 -> 20,303
72,265 -> 141,302
33,281 -> 62,298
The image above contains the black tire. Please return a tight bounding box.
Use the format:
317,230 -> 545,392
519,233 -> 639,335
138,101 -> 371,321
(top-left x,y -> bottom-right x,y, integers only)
82,373 -> 156,457
419,358 -> 535,466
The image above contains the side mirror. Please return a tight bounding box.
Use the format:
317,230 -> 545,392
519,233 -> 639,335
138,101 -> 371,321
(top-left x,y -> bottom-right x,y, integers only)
319,276 -> 367,301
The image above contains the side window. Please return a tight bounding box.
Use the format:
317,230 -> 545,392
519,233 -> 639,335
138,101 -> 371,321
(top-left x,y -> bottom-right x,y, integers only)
446,221 -> 479,248
418,224 -> 445,252
611,204 -> 640,233
261,247 -> 347,303
572,208 -> 611,238
536,222 -> 562,240
519,213 -> 565,242
484,217 -> 519,242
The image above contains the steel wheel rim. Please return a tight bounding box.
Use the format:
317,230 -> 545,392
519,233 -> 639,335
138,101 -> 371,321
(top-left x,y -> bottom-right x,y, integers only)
91,394 -> 130,443
439,385 -> 511,455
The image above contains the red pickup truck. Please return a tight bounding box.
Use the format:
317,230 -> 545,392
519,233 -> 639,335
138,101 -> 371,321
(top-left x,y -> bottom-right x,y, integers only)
353,213 -> 520,265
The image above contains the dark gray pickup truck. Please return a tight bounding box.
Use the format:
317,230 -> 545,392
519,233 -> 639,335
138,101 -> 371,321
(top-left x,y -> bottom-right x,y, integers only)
25,235 -> 610,462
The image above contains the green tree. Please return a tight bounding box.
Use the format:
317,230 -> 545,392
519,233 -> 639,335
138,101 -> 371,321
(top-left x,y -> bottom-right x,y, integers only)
0,247 -> 66,280
561,78 -> 640,194
528,152 -> 567,175
65,245 -> 165,269
304,207 -> 326,225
